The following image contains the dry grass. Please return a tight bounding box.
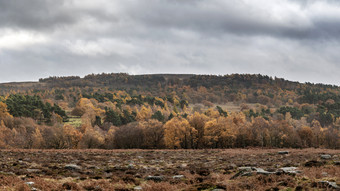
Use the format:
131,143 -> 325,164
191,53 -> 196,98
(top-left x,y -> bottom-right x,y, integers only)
0,149 -> 339,190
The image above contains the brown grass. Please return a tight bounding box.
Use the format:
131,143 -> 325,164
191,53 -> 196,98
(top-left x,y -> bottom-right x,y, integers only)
0,148 -> 339,190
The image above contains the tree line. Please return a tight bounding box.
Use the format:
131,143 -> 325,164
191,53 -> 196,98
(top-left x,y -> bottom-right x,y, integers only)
1,73 -> 340,149
0,92 -> 339,149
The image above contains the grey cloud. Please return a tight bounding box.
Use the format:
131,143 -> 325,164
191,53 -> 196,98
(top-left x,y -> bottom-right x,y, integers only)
1,0 -> 340,85
117,0 -> 340,40
0,0 -> 78,30
1,0 -> 340,39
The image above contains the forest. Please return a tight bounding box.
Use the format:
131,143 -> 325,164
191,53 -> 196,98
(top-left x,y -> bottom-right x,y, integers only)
0,73 -> 339,149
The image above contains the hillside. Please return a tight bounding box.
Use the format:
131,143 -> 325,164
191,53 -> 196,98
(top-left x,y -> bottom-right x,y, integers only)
0,73 -> 339,149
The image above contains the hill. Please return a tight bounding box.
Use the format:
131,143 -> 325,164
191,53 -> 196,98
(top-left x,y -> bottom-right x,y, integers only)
0,73 -> 339,149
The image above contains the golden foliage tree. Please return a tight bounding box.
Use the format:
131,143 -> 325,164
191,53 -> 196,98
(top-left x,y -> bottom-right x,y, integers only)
63,124 -> 83,149
164,117 -> 197,149
73,98 -> 105,125
0,102 -> 11,119
188,112 -> 208,148
32,128 -> 44,149
204,116 -> 237,148
136,105 -> 152,121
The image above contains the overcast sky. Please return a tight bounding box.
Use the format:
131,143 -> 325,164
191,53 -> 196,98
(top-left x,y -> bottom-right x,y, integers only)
0,0 -> 340,85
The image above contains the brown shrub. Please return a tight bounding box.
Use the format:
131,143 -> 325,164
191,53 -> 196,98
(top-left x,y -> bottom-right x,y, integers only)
15,184 -> 31,191
142,182 -> 179,191
62,182 -> 81,190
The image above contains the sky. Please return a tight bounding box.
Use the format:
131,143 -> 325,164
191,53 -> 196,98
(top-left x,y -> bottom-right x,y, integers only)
0,0 -> 340,85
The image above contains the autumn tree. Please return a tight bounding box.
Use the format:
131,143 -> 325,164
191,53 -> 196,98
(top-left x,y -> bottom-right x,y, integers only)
0,120 -> 13,148
31,128 -> 44,149
113,122 -> 144,149
298,126 -> 314,147
0,102 -> 11,119
251,117 -> 270,147
164,117 -> 197,149
63,124 -> 83,148
142,119 -> 165,149
79,125 -> 104,149
136,105 -> 152,121
73,98 -> 104,125
188,112 -> 208,148
204,116 -> 237,148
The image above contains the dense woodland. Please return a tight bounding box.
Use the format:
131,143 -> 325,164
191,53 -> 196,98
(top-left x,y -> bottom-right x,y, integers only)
0,73 -> 339,149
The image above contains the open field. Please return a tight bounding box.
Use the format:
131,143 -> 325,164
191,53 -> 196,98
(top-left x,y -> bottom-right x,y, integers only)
0,149 -> 339,190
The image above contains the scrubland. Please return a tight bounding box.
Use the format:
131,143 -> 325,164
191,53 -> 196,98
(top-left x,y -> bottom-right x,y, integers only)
0,149 -> 339,191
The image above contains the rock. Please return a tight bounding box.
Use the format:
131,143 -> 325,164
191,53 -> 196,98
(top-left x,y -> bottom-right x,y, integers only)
318,181 -> 340,190
304,160 -> 324,167
320,154 -> 332,159
231,167 -> 253,179
327,182 -> 340,190
25,182 -> 35,186
232,167 -> 275,179
254,168 -> 275,175
230,163 -> 237,168
172,175 -> 185,179
25,182 -> 39,191
334,161 -> 340,166
238,167 -> 252,171
278,151 -> 289,155
180,163 -> 187,168
65,164 -> 82,171
0,171 -> 15,176
321,172 -> 328,177
145,175 -> 164,182
279,167 -> 301,174
27,169 -> 40,173
134,186 -> 143,190
232,166 -> 301,179
280,167 -> 297,172
128,164 -> 135,169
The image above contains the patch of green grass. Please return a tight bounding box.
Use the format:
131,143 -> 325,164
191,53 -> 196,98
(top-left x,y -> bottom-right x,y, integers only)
65,117 -> 82,127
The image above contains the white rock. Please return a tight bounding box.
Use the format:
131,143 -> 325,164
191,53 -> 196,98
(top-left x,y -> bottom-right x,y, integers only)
172,175 -> 185,179
25,182 -> 35,186
134,186 -> 143,190
320,154 -> 332,159
65,164 -> 82,170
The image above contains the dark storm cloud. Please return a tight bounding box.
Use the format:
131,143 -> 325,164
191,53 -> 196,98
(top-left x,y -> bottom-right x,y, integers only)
0,0 -> 77,30
120,0 -> 340,40
1,0 -> 340,85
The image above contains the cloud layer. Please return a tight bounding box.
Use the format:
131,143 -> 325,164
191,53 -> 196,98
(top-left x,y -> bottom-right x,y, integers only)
0,0 -> 340,85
